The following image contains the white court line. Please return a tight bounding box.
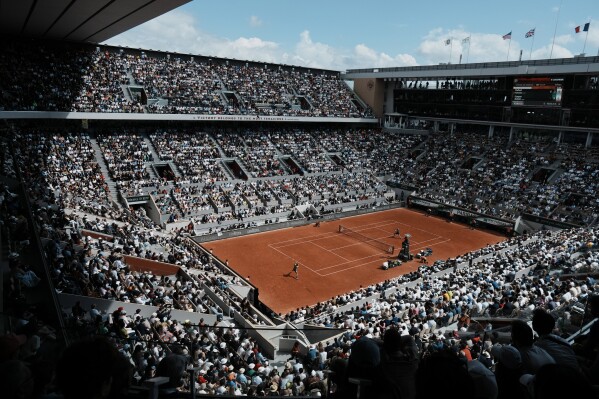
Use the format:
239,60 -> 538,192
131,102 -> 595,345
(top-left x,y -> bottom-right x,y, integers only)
310,241 -> 351,262
325,238 -> 392,252
410,236 -> 447,246
320,257 -> 387,276
319,237 -> 452,276
400,223 -> 444,238
373,226 -> 396,237
267,243 -> 325,276
272,222 -> 445,270
342,220 -> 405,234
273,221 -> 400,251
316,251 -> 389,272
268,214 -> 453,276
273,235 -> 338,250
270,230 -> 339,246
410,238 -> 452,252
271,238 -> 390,273
269,218 -> 406,247
270,236 -> 450,277
342,220 -> 443,244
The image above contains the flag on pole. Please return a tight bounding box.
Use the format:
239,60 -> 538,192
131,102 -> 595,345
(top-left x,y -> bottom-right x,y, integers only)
525,28 -> 535,38
583,22 -> 590,32
502,31 -> 512,40
575,26 -> 581,33
462,36 -> 470,44
445,38 -> 451,45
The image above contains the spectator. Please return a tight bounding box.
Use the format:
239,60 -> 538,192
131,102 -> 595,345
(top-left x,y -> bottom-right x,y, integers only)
55,337 -> 132,399
531,308 -> 579,370
510,319 -> 555,374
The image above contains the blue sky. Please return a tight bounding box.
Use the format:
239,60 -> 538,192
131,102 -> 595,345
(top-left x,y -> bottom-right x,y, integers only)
104,0 -> 599,71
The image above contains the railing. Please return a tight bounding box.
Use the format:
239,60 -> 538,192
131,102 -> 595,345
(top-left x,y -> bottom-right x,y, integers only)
11,142 -> 69,348
567,317 -> 598,344
345,55 -> 599,74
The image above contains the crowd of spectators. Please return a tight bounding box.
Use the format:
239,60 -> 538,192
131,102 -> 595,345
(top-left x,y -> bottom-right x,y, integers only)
0,40 -> 87,111
211,63 -> 289,114
1,146 -> 306,397
15,131 -> 116,217
390,130 -> 599,225
9,126 -> 599,238
3,166 -> 598,397
0,38 -> 373,118
130,54 -> 227,115
6,37 -> 597,228
11,127 -> 400,234
149,130 -> 227,183
269,129 -> 342,174
217,129 -> 287,178
73,50 -> 144,113
97,133 -> 154,182
4,36 -> 599,399
277,228 -> 599,397
2,127 -> 599,399
285,228 -> 598,326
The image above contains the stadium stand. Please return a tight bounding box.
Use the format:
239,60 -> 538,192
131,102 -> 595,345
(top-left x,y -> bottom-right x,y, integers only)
0,38 -> 373,118
1,35 -> 599,399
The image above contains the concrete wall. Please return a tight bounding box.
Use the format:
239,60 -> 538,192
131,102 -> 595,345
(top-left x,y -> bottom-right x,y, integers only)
0,111 -> 378,123
191,202 -> 403,243
233,313 -> 279,358
353,78 -> 385,118
58,292 -> 219,325
122,255 -> 181,276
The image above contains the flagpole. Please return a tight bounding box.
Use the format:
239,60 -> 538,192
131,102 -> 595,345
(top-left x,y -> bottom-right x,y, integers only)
529,31 -> 535,60
583,21 -> 591,55
507,36 -> 512,61
467,40 -> 471,64
449,38 -> 453,64
550,0 -> 563,59
583,30 -> 589,55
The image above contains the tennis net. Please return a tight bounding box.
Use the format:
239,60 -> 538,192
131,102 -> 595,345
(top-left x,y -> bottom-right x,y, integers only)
338,225 -> 394,254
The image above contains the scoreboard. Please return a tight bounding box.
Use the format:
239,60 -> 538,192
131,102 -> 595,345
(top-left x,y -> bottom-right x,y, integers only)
512,77 -> 563,107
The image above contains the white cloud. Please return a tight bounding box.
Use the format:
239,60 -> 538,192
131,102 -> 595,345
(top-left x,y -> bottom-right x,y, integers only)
103,10 -> 199,52
290,30 -> 343,69
103,10 -> 281,61
103,11 -> 418,71
286,31 -> 417,70
554,34 -> 574,45
103,10 -> 590,71
353,44 -> 417,68
531,43 -> 574,59
249,16 -> 262,28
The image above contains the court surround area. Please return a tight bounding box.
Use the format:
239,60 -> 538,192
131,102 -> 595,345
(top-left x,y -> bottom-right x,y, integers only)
204,208 -> 506,314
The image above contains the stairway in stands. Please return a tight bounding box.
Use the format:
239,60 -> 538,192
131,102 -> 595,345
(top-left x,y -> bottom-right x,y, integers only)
210,133 -> 228,158
144,135 -> 161,162
142,136 -> 161,180
89,137 -> 121,207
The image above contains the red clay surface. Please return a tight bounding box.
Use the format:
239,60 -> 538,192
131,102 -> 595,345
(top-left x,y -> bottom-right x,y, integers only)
203,208 -> 506,315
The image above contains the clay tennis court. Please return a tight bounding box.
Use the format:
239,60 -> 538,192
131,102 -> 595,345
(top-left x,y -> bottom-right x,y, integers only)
203,208 -> 506,314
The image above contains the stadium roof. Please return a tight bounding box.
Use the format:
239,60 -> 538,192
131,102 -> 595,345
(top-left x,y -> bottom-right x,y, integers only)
0,0 -> 191,43
343,56 -> 599,80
